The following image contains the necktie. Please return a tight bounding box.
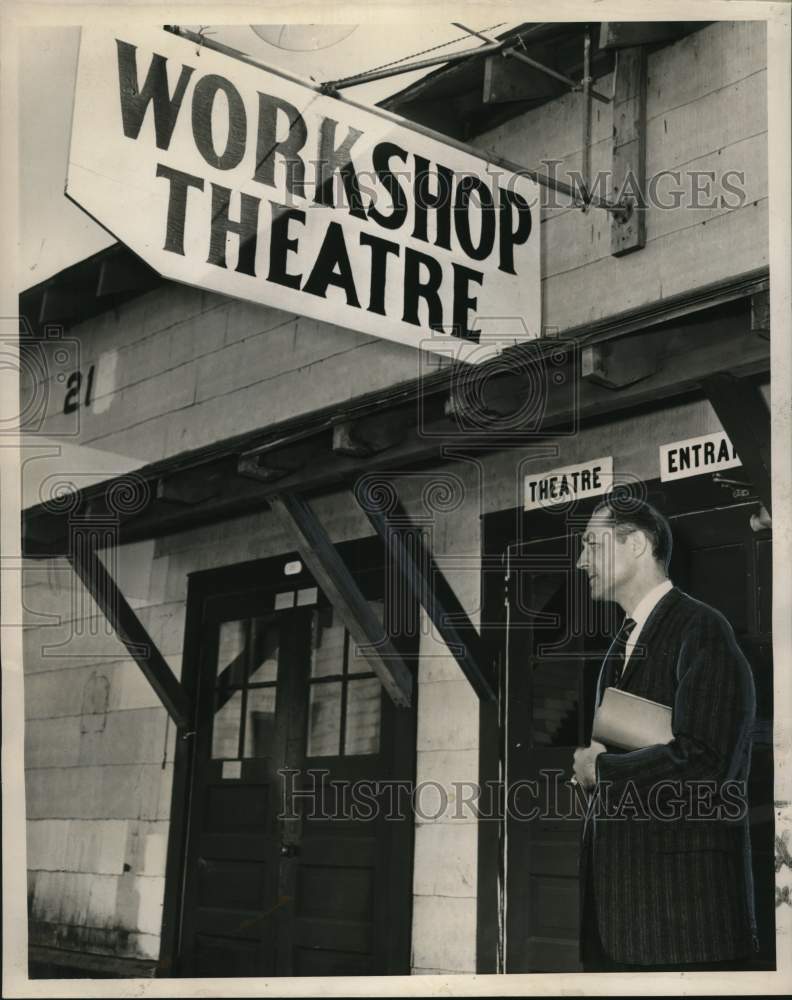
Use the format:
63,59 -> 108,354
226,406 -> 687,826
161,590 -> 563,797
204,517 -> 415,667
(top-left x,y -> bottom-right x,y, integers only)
597,616 -> 637,703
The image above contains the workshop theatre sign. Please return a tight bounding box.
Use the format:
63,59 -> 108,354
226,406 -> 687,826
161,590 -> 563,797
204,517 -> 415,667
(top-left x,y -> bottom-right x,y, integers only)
67,28 -> 541,361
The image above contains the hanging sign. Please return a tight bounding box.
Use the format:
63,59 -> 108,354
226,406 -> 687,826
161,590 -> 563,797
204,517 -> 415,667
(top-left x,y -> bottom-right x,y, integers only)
66,27 -> 541,363
659,431 -> 741,482
524,457 -> 613,511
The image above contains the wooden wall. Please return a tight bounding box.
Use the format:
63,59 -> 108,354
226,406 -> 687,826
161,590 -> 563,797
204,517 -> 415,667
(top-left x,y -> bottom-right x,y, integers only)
480,20 -> 767,330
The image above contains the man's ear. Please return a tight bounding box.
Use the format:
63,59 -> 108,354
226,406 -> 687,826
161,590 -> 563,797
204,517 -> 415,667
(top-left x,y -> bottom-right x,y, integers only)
630,530 -> 650,558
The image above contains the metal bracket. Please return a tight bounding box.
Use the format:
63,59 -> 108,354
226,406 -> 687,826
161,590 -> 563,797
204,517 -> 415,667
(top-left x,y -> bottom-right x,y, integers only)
456,23 -> 612,104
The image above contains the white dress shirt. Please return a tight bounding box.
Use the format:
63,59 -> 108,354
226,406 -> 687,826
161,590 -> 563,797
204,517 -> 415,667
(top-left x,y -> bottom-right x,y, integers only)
621,579 -> 674,672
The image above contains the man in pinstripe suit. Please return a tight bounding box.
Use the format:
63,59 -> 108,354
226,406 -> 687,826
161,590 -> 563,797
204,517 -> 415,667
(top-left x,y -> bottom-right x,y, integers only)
572,496 -> 759,971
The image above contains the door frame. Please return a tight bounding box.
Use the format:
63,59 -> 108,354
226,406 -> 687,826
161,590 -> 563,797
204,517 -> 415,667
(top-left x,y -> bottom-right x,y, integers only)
158,534 -> 418,977
477,474 -> 774,973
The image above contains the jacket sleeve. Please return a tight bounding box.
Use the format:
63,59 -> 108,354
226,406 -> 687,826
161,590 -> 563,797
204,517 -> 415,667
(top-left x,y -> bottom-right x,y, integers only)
594,607 -> 756,797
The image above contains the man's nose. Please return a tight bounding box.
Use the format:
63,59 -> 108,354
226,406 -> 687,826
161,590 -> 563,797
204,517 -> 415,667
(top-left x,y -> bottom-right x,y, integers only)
576,551 -> 587,571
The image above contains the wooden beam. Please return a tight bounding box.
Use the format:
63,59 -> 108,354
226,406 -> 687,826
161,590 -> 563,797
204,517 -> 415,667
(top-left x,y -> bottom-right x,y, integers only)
358,491 -> 496,702
701,374 -> 772,513
581,335 -> 659,388
156,465 -> 227,505
68,539 -> 192,730
28,309 -> 768,558
239,436 -> 328,483
96,252 -> 158,296
444,370 -> 532,419
611,47 -> 647,255
332,412 -> 407,457
268,493 -> 413,708
751,290 -> 770,340
38,284 -> 83,324
238,315 -> 766,499
483,52 -> 561,104
599,22 -> 705,50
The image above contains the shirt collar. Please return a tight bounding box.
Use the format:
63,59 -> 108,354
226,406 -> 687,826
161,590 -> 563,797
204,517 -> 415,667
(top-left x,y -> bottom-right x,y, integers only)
626,579 -> 673,632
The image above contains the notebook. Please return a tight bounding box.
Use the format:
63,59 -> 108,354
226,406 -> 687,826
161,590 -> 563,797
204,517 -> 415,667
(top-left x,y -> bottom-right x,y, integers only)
593,687 -> 674,751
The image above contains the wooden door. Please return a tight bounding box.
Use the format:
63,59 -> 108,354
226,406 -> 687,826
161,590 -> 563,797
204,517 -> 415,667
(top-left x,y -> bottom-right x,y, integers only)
179,593 -> 310,976
176,555 -> 416,977
504,531 -> 613,973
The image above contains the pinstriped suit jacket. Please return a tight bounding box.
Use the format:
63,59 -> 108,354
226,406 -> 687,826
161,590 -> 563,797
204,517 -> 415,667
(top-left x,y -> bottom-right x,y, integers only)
579,586 -> 759,965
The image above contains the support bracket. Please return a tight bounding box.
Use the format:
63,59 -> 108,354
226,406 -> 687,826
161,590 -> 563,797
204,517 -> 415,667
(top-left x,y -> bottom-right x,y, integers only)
68,541 -> 192,730
356,486 -> 496,703
701,373 -> 772,514
268,492 -> 414,708
581,335 -> 659,389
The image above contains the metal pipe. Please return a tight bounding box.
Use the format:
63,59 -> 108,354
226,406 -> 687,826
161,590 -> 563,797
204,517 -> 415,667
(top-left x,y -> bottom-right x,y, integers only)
167,26 -> 620,212
453,22 -> 612,103
326,41 -> 505,90
580,27 -> 593,210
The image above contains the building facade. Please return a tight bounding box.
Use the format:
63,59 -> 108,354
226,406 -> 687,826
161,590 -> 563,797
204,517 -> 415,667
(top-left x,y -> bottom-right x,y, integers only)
18,19 -> 777,978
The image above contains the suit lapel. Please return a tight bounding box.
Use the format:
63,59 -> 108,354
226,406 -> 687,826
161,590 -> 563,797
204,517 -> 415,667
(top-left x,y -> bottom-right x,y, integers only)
618,586 -> 683,691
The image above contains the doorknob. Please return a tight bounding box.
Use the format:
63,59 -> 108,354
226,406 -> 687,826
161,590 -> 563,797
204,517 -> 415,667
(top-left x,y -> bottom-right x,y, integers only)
280,843 -> 300,858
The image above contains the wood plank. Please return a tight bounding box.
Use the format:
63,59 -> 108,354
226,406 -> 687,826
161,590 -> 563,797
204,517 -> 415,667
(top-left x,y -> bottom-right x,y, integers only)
648,66 -> 766,165
542,197 -> 768,330
520,66 -> 766,241
483,52 -> 562,104
599,22 -> 705,50
267,493 -> 413,708
25,298 -> 766,559
543,128 -> 767,279
645,21 -> 765,116
225,315 -> 766,500
611,47 -> 647,255
67,541 -> 191,730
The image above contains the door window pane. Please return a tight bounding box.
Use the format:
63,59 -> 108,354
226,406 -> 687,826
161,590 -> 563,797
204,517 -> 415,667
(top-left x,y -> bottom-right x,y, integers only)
212,689 -> 242,758
307,681 -> 342,756
348,600 -> 384,675
217,620 -> 247,685
249,620 -> 279,683
310,611 -> 346,678
345,678 -> 381,754
243,686 -> 277,757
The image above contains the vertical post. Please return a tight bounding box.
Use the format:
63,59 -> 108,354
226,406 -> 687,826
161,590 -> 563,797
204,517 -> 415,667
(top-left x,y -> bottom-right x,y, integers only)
610,46 -> 647,255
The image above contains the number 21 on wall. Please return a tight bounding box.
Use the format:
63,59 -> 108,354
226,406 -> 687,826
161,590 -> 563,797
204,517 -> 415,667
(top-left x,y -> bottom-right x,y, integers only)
63,364 -> 95,414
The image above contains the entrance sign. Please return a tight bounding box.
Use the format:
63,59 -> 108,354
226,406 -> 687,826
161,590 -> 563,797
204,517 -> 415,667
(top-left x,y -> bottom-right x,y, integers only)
659,431 -> 740,482
524,457 -> 613,511
66,28 -> 541,363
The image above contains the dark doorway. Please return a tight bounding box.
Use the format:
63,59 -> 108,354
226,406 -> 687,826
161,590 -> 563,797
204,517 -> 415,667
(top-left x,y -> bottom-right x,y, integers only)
501,503 -> 616,972
165,539 -> 418,977
481,479 -> 775,972
667,498 -> 775,970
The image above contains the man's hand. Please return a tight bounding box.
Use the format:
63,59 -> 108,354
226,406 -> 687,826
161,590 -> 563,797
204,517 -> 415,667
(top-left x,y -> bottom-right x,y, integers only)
573,740 -> 607,790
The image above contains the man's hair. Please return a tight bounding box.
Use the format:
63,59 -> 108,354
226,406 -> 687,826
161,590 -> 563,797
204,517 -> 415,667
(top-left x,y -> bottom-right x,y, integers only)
591,496 -> 673,570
